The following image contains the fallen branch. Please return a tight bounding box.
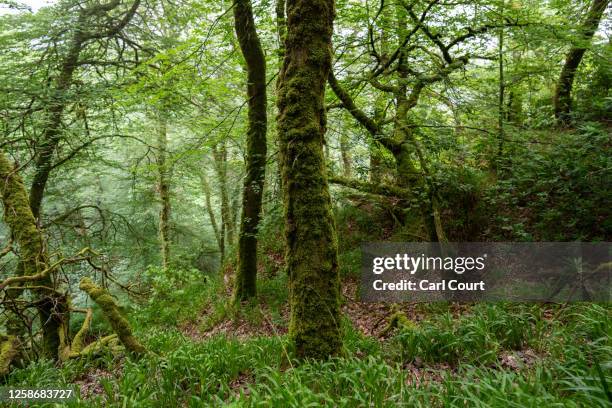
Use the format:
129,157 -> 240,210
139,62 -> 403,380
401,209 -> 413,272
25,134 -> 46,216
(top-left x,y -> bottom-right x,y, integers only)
78,334 -> 120,357
79,277 -> 146,356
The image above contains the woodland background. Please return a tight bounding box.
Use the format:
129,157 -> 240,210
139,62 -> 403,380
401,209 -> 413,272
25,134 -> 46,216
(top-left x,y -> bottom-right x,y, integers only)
0,0 -> 610,406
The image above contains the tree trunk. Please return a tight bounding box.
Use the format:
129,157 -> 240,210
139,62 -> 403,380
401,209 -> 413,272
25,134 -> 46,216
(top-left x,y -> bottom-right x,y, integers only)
29,19 -> 85,221
554,0 -> 609,125
0,152 -> 68,360
200,172 -> 223,262
276,0 -> 342,359
233,0 -> 268,301
275,0 -> 287,63
496,2 -> 505,170
273,0 -> 287,199
156,116 -> 171,272
213,143 -> 234,253
339,133 -> 352,178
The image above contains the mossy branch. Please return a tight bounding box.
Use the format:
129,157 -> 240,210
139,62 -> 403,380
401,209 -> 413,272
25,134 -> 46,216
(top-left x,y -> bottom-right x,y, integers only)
0,247 -> 99,291
78,334 -> 120,357
328,176 -> 414,200
79,277 -> 146,356
70,308 -> 92,354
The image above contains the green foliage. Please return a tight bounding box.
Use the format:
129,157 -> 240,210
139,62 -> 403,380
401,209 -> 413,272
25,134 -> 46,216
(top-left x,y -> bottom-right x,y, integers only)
1,0 -> 611,405
3,271 -> 611,407
137,267 -> 215,326
389,305 -> 534,365
485,124 -> 611,241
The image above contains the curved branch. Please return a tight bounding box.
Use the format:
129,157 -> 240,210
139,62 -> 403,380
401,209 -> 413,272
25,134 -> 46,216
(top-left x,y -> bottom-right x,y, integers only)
328,72 -> 381,137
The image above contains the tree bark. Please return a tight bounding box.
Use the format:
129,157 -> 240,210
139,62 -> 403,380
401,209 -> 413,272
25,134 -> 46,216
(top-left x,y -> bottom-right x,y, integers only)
277,0 -> 342,359
200,172 -> 223,262
554,0 -> 609,125
339,133 -> 352,178
233,0 -> 268,301
156,116 -> 171,272
0,152 -> 68,360
213,143 -> 234,254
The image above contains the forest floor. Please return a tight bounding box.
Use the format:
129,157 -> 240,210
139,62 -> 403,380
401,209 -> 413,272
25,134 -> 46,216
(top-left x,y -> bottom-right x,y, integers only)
4,265 -> 611,407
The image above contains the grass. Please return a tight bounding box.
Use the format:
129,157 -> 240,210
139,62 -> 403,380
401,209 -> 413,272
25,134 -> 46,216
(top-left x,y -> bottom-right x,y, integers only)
3,272 -> 611,407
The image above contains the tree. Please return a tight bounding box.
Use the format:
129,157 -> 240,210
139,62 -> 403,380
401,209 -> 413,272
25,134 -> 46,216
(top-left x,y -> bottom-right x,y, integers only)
29,0 -> 141,221
233,0 -> 268,301
553,0 -> 609,125
276,0 -> 342,359
3,0 -> 141,359
0,151 -> 66,359
328,0 -> 528,241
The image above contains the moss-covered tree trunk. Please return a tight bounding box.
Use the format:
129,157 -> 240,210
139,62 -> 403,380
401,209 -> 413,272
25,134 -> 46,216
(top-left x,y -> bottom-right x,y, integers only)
0,151 -> 68,360
277,0 -> 342,359
157,116 -> 171,271
394,4 -> 445,243
29,25 -> 84,222
0,335 -> 19,376
273,0 -> 287,200
233,0 -> 268,301
554,0 -> 609,125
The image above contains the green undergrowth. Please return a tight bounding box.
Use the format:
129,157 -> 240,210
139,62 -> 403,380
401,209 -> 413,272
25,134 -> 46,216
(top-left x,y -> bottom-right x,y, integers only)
135,266 -> 220,327
3,269 -> 610,407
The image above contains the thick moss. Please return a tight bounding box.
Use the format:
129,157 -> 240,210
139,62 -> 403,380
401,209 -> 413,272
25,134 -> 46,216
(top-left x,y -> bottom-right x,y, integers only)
0,153 -> 46,277
0,335 -> 19,376
276,0 -> 342,359
79,278 -> 146,356
0,151 -> 66,359
67,308 -> 92,357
